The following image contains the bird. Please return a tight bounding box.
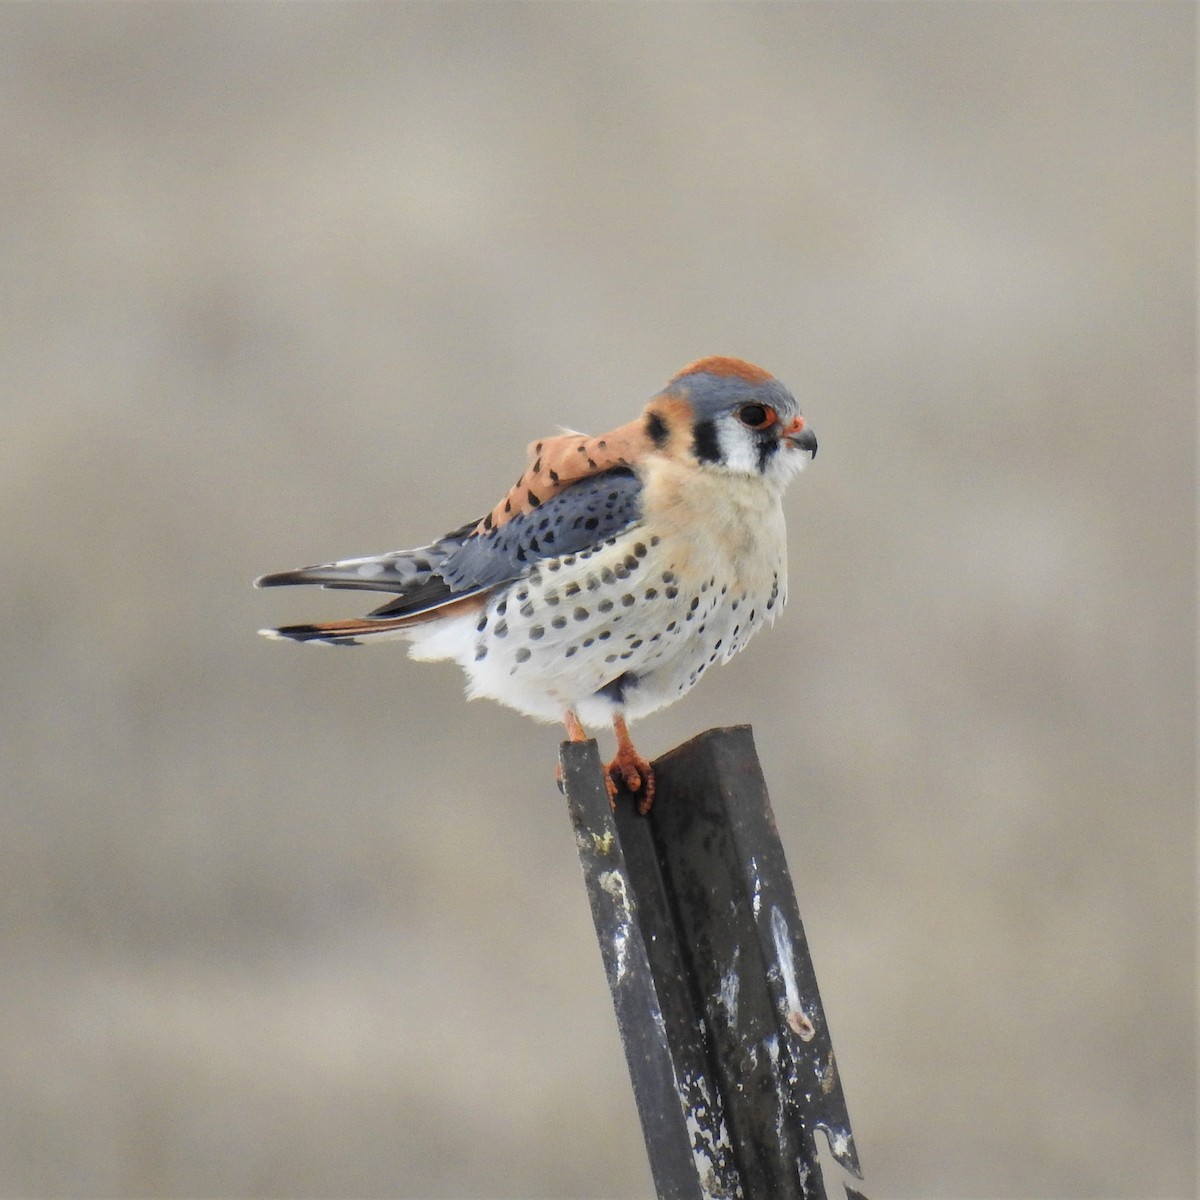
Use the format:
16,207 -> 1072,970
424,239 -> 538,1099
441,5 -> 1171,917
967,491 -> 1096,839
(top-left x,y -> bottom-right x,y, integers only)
256,356 -> 817,812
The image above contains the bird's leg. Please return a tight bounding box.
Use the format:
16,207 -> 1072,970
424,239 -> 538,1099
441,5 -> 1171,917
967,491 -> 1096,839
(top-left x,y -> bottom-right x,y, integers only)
556,709 -> 590,795
607,713 -> 656,814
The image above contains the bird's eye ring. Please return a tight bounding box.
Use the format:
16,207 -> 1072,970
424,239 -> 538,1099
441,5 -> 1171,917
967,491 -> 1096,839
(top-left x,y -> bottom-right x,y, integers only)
737,403 -> 775,430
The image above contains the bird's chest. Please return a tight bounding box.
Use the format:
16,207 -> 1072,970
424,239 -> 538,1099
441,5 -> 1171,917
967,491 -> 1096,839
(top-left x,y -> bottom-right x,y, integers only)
463,463 -> 788,720
634,478 -> 788,690
640,458 -> 789,603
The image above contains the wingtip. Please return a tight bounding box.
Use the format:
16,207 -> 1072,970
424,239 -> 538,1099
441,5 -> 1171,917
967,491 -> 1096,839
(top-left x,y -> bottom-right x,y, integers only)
255,571 -> 298,589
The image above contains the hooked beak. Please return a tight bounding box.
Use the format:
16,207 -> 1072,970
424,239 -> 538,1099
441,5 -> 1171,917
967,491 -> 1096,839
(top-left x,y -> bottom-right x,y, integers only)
782,416 -> 817,458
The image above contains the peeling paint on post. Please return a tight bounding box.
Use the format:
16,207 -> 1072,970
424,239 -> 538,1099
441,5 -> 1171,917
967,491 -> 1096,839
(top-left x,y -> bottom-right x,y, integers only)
561,727 -> 869,1200
561,738 -> 742,1200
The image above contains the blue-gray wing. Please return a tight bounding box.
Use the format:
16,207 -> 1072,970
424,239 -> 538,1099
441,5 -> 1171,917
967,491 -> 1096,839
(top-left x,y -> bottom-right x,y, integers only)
256,467 -> 644,625
438,466 -> 643,592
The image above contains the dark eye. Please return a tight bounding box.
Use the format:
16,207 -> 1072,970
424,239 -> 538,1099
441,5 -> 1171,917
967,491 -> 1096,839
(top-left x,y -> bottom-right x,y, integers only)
737,403 -> 775,430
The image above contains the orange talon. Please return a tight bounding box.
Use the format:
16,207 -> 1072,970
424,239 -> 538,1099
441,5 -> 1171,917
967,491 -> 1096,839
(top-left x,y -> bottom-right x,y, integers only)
606,714 -> 656,814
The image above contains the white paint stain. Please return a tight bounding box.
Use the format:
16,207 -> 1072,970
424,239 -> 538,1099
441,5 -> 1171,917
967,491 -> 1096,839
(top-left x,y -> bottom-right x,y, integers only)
598,870 -> 632,982
680,1069 -> 743,1200
717,946 -> 740,1027
749,856 -> 763,917
770,905 -> 809,1034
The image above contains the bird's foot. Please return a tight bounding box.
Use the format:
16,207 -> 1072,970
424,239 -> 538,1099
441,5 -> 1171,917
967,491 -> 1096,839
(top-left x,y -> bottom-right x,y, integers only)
606,711 -> 656,814
605,748 -> 656,813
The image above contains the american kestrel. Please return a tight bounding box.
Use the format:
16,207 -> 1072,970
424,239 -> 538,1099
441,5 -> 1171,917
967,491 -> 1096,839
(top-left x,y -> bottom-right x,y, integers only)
256,356 -> 816,811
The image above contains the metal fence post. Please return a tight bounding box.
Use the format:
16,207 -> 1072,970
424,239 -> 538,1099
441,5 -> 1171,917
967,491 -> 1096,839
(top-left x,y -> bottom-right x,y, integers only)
561,726 -> 869,1200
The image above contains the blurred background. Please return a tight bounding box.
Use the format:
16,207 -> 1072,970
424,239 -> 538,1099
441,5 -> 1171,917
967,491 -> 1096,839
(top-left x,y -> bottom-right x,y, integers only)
2,4 -> 1194,1198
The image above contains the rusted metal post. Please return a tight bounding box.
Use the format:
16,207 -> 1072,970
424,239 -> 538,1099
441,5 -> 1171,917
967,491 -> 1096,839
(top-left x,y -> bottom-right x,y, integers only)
561,726 -> 869,1200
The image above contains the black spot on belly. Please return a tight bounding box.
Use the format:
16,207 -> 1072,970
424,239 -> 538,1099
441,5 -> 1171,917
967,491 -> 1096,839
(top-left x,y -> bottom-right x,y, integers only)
594,671 -> 639,704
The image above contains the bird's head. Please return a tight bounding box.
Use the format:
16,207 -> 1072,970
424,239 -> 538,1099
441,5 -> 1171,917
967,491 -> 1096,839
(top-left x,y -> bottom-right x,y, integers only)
642,356 -> 817,488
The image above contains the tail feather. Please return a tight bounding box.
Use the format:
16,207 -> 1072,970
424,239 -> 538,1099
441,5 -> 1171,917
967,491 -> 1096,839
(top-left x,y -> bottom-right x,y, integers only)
259,592 -> 487,646
259,617 -> 414,646
256,520 -> 492,641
